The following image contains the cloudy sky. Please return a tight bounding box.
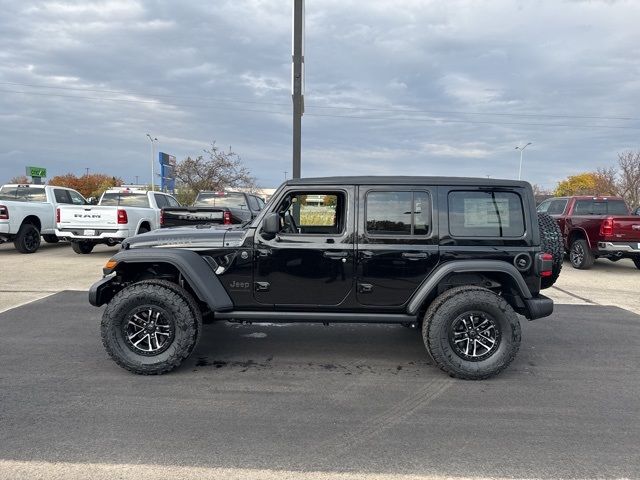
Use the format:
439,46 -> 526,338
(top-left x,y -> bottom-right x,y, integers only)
1,0 -> 639,190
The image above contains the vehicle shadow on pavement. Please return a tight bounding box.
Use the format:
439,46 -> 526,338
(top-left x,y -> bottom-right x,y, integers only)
0,291 -> 638,479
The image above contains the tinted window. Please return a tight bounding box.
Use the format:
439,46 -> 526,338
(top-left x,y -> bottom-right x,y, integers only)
247,195 -> 259,211
0,186 -> 46,202
154,194 -> 168,208
573,199 -> 629,215
100,192 -> 150,208
366,191 -> 431,236
195,192 -> 247,208
547,199 -> 568,215
54,189 -> 71,204
449,191 -> 525,237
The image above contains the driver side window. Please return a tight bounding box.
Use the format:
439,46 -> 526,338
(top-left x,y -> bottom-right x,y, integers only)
276,191 -> 345,235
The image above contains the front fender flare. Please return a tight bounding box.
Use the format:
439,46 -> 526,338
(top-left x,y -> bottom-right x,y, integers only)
90,248 -> 233,312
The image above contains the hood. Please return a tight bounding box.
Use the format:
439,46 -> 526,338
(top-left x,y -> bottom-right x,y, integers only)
122,225 -> 248,250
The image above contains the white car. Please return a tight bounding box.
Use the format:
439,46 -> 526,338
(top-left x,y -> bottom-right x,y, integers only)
56,188 -> 180,254
0,184 -> 87,253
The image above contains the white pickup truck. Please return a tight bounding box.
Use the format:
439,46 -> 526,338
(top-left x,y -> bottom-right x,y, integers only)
56,188 -> 180,254
0,184 -> 87,253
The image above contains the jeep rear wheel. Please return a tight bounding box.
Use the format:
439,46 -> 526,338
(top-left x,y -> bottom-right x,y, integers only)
13,223 -> 41,253
569,239 -> 594,269
537,212 -> 563,289
101,281 -> 201,375
424,288 -> 521,380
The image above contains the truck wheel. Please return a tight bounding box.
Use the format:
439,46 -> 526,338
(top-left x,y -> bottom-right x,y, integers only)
71,241 -> 95,254
42,235 -> 59,244
424,288 -> 521,380
13,223 -> 41,253
537,212 -> 563,289
101,281 -> 202,375
569,239 -> 594,269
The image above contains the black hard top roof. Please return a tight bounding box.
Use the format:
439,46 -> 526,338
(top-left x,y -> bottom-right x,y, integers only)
286,176 -> 529,188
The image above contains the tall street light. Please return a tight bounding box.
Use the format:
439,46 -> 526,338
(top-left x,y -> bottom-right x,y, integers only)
515,142 -> 532,181
146,134 -> 158,191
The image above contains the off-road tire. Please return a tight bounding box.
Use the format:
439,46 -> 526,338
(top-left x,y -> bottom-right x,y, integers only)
71,241 -> 95,254
569,239 -> 594,269
101,281 -> 202,375
537,212 -> 563,288
42,235 -> 59,244
422,285 -> 489,363
13,223 -> 41,253
633,258 -> 640,270
424,288 -> 521,380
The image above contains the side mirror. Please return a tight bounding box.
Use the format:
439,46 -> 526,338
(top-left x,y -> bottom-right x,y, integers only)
262,212 -> 280,234
87,197 -> 98,205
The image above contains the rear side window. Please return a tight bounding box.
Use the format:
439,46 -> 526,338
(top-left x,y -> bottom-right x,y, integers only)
449,191 -> 525,237
547,199 -> 568,215
247,195 -> 259,211
366,191 -> 431,236
154,194 -> 168,208
54,189 -> 71,204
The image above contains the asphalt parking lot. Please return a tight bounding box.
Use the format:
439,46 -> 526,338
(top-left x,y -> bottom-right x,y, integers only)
1,242 -> 639,480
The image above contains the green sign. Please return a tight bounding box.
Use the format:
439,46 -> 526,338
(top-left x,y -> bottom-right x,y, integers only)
26,166 -> 47,177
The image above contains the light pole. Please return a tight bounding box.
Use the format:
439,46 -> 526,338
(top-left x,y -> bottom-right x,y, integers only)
146,134 -> 158,191
515,142 -> 532,180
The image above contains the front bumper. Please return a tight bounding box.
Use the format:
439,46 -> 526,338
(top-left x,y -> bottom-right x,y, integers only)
89,276 -> 116,307
597,242 -> 640,254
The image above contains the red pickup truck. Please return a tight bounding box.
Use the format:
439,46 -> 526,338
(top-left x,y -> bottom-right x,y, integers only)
537,196 -> 640,270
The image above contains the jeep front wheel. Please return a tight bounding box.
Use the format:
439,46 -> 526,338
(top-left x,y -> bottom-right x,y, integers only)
101,281 -> 202,375
424,288 -> 521,380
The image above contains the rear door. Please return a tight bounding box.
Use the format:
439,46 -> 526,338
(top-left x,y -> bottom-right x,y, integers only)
356,186 -> 439,307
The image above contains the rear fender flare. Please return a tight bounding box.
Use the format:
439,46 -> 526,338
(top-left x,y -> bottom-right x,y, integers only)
100,248 -> 233,311
407,260 -> 532,316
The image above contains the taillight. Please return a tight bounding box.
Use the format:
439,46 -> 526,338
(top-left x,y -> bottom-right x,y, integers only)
0,205 -> 8,220
223,211 -> 232,225
117,209 -> 128,224
600,216 -> 613,237
56,207 -> 60,223
160,209 -> 164,226
536,252 -> 553,277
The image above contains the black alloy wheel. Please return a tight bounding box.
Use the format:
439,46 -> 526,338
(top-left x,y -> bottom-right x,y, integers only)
449,311 -> 501,361
14,223 -> 41,253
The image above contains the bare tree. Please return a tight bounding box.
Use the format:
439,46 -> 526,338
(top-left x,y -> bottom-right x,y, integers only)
9,175 -> 30,184
617,151 -> 640,209
174,142 -> 256,205
593,167 -> 619,196
531,184 -> 553,197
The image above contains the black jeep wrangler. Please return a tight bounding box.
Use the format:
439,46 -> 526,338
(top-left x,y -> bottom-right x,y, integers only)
89,176 -> 562,380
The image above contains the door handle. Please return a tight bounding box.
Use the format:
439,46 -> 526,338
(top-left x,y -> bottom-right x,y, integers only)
402,252 -> 429,260
360,250 -> 374,259
323,251 -> 348,259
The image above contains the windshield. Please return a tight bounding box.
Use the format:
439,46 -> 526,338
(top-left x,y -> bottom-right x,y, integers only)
0,185 -> 46,202
195,192 -> 247,209
100,192 -> 150,208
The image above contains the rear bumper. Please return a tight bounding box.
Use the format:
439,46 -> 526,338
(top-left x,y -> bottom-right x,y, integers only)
597,242 -> 640,254
524,294 -> 554,320
56,228 -> 132,242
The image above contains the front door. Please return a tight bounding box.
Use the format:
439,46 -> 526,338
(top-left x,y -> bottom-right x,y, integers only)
253,186 -> 355,306
356,186 -> 440,306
